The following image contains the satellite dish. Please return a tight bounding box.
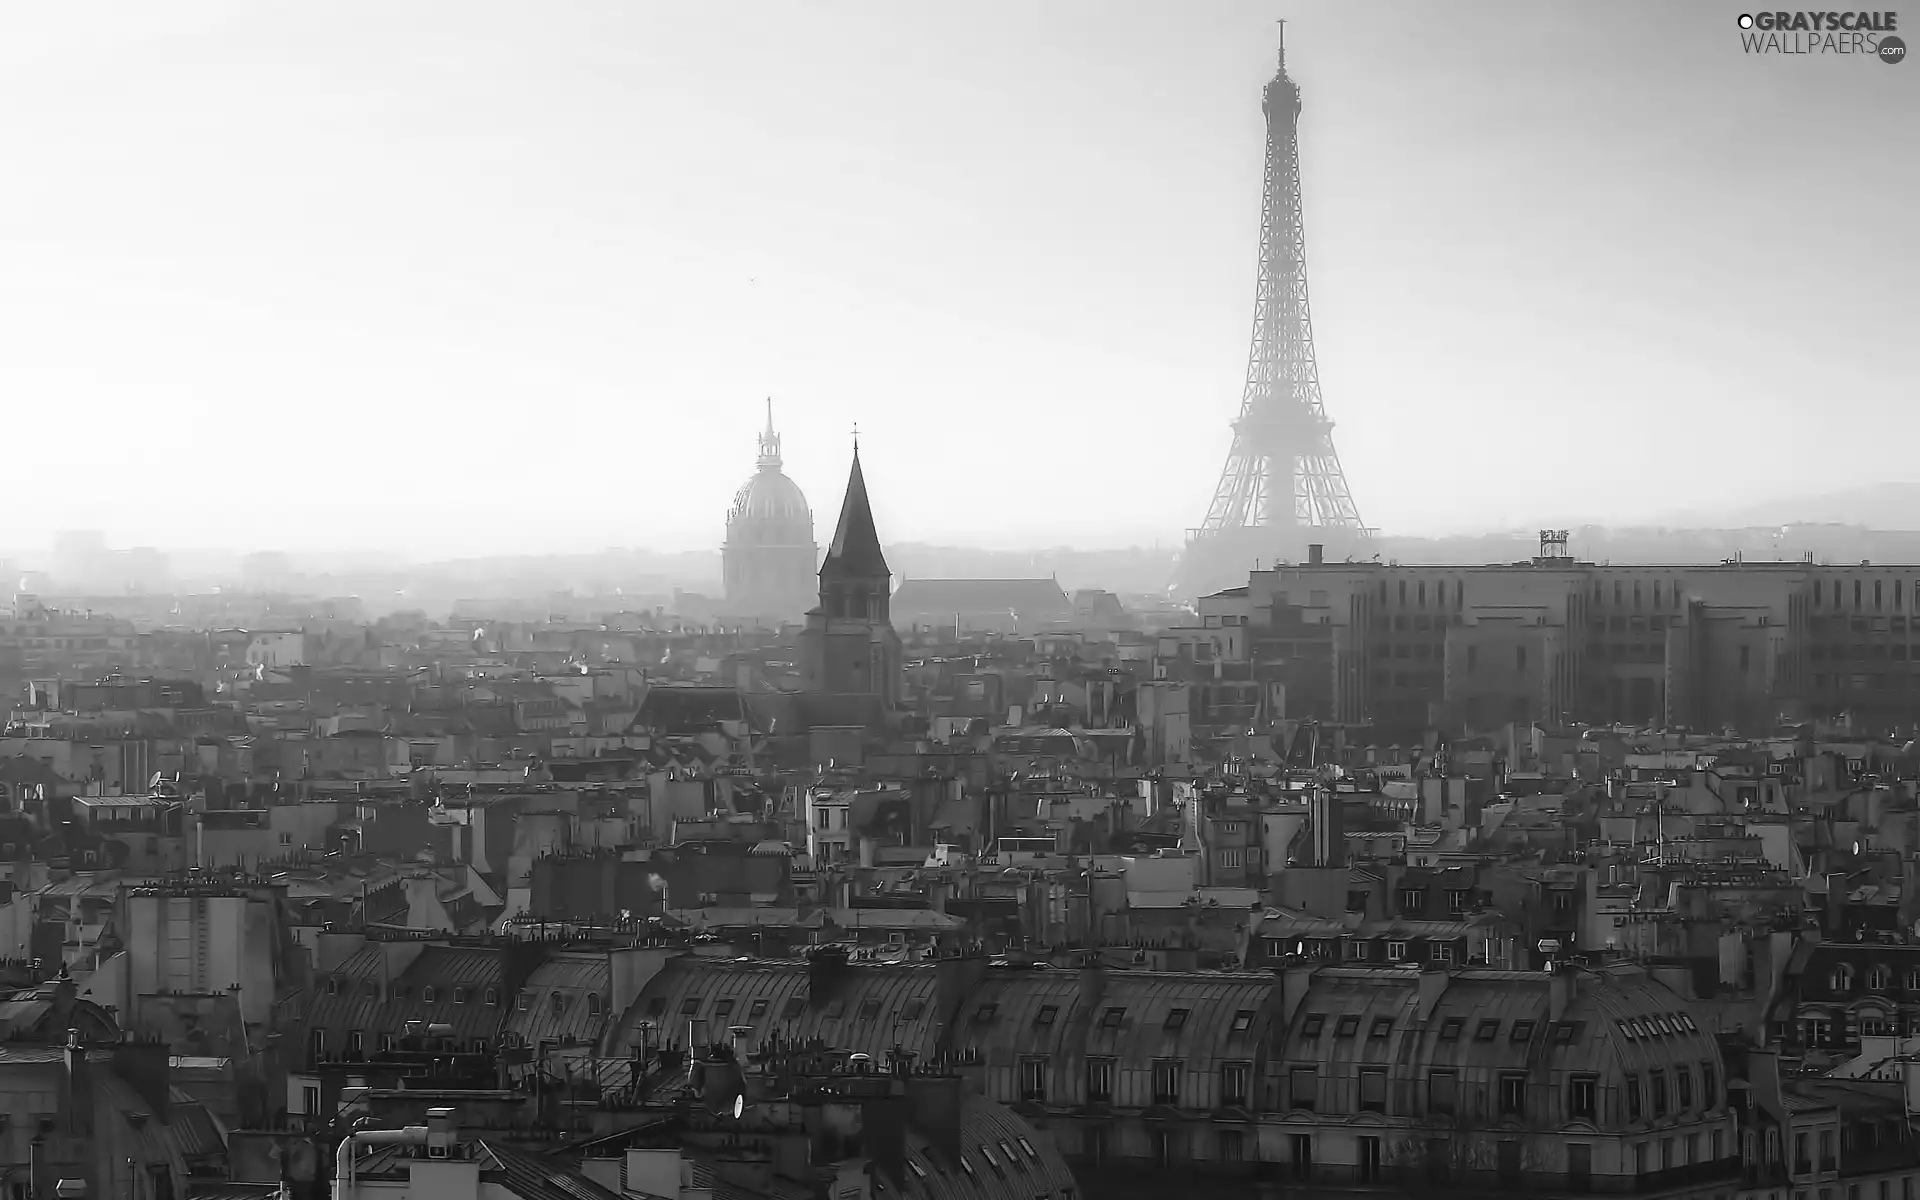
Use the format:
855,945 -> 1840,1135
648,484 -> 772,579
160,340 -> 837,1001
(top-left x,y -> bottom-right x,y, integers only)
731,1094 -> 745,1120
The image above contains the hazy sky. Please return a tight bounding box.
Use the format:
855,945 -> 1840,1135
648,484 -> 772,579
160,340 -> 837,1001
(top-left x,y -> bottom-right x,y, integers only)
2,1 -> 1913,558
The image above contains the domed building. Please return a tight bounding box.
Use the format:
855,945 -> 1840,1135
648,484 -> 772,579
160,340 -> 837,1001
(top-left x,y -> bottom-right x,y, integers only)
722,402 -> 819,622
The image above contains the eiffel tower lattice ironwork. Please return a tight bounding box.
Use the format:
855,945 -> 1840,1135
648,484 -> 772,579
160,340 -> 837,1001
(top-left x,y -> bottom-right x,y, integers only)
1176,24 -> 1370,598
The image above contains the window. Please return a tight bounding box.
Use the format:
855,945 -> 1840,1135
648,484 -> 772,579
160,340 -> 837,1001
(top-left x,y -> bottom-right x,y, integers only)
1650,1069 -> 1668,1117
1289,1133 -> 1313,1181
422,986 -> 436,1004
1221,1062 -> 1250,1107
1300,1013 -> 1324,1038
310,1028 -> 326,1057
1358,1135 -> 1382,1183
348,1030 -> 364,1055
681,998 -> 701,1015
1290,1067 -> 1318,1111
516,991 -> 530,1011
552,993 -> 569,1017
1475,1019 -> 1500,1041
1499,1073 -> 1526,1117
1218,1128 -> 1245,1163
484,988 -> 499,1006
1626,1074 -> 1642,1120
1020,1057 -> 1047,1102
453,987 -> 469,1005
1510,1020 -> 1535,1043
1100,1007 -> 1125,1029
782,997 -> 806,1020
1400,888 -> 1426,914
1369,1017 -> 1393,1040
1675,1065 -> 1692,1110
1439,1017 -> 1463,1041
822,1000 -> 844,1019
1152,1060 -> 1180,1105
1034,1005 -> 1058,1029
1229,1009 -> 1254,1033
1387,941 -> 1407,961
1428,1070 -> 1457,1115
1701,1063 -> 1717,1109
1870,966 -> 1892,990
1569,1075 -> 1597,1121
588,992 -> 603,1016
1360,1068 -> 1386,1113
1335,1015 -> 1360,1038
973,1003 -> 998,1023
1217,848 -> 1242,869
1086,1058 -> 1114,1103
1164,1008 -> 1190,1031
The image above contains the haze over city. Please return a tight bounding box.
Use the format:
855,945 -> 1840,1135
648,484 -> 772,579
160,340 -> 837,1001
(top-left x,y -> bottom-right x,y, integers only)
3,1 -> 1912,559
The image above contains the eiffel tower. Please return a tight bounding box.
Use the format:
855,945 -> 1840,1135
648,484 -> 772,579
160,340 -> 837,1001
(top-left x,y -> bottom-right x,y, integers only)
1175,23 -> 1370,599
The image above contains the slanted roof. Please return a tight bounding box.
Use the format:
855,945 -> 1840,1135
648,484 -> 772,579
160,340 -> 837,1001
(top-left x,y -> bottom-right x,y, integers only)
822,450 -> 889,579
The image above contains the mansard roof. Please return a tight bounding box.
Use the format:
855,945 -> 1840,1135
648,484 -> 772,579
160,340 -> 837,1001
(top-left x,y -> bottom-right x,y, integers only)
605,955 -> 1724,1136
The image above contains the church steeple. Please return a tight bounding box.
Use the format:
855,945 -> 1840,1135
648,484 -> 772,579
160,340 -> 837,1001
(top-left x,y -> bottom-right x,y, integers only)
822,447 -> 889,580
818,446 -> 890,621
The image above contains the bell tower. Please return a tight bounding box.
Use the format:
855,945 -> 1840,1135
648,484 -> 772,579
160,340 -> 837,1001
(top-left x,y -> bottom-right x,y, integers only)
800,445 -> 901,703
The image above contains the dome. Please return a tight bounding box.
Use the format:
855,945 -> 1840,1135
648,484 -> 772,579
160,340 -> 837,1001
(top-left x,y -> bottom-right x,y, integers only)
729,467 -> 811,526
726,401 -> 813,529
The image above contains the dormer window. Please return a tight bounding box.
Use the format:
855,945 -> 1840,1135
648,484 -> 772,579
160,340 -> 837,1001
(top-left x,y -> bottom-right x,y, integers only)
422,986 -> 436,1004
1831,964 -> 1856,992
553,993 -> 569,1017
1869,966 -> 1891,990
587,992 -> 603,1016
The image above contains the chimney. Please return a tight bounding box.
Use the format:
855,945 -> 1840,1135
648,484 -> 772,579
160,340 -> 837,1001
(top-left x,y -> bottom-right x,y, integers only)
425,1107 -> 457,1158
1077,952 -> 1106,1009
904,1073 -> 965,1168
61,1029 -> 93,1138
112,1036 -> 173,1116
807,945 -> 850,1010
1549,962 -> 1577,1024
1416,964 -> 1451,1022
1308,544 -> 1324,565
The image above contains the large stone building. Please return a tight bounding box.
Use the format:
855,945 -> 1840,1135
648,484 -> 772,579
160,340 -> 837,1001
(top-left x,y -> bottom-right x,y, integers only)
604,951 -> 1739,1200
799,448 -> 902,707
1226,545 -> 1920,734
722,403 -> 818,623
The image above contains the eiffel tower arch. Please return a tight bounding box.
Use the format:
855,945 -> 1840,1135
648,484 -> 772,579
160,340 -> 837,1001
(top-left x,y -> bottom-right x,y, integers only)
1174,24 -> 1372,599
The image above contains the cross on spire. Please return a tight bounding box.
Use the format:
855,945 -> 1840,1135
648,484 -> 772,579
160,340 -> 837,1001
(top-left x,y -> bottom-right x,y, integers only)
852,421 -> 860,451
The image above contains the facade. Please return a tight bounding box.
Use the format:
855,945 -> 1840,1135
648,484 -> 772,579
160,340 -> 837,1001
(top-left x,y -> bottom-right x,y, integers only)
1246,553 -> 1920,733
800,449 -> 903,706
722,403 -> 819,623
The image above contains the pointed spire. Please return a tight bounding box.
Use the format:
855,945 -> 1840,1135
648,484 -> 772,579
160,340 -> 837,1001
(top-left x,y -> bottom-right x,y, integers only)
822,447 -> 889,579
756,399 -> 782,471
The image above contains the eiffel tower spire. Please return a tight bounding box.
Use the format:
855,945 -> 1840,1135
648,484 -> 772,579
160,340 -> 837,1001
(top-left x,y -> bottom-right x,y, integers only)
1176,26 -> 1370,597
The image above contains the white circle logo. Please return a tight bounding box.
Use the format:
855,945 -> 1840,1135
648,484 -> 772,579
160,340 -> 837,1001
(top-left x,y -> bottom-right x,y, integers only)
1738,13 -> 1755,28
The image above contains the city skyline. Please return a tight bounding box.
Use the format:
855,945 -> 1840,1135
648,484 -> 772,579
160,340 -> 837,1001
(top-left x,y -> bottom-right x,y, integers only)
2,1 -> 1913,558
